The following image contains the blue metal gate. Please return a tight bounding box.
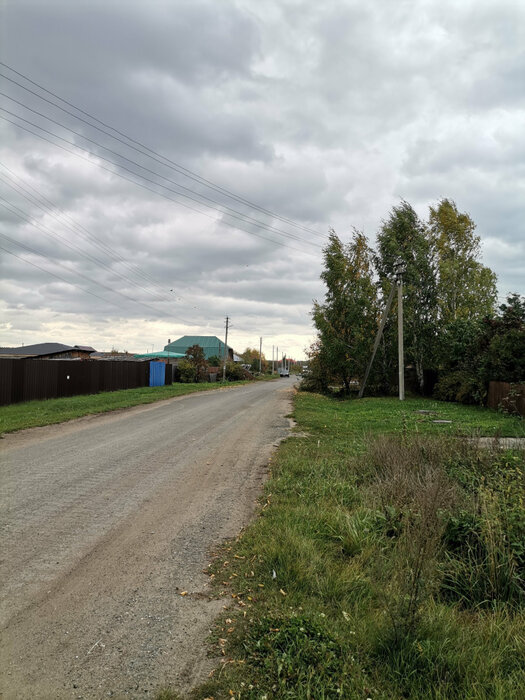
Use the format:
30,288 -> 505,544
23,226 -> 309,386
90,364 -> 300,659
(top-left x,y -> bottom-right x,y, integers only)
149,361 -> 165,387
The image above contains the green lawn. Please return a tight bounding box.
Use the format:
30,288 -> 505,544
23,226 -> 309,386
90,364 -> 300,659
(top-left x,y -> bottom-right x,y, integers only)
164,393 -> 524,700
0,380 -> 257,435
298,394 -> 525,440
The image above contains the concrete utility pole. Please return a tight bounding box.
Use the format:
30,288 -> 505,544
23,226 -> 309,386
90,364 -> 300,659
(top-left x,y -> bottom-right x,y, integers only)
222,316 -> 229,382
259,337 -> 262,372
395,258 -> 406,401
276,346 -> 278,372
272,345 -> 275,374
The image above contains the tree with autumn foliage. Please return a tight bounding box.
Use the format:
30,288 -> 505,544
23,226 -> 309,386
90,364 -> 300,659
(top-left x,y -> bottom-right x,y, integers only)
429,199 -> 497,324
180,344 -> 208,382
241,347 -> 267,373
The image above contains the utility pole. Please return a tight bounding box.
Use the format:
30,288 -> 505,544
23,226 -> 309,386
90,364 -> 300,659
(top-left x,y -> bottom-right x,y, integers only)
272,345 -> 275,374
259,337 -> 262,373
276,346 -> 278,373
358,257 -> 406,400
395,258 -> 406,401
358,285 -> 395,399
222,316 -> 229,382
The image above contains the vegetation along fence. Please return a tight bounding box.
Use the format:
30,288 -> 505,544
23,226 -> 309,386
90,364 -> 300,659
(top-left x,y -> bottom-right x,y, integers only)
487,381 -> 525,417
0,358 -> 156,406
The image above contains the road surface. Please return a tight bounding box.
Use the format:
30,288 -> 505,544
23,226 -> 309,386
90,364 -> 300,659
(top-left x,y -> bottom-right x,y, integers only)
0,378 -> 294,699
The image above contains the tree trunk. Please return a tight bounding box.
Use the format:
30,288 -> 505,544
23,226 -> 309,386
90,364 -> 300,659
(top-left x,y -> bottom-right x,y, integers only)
415,356 -> 425,393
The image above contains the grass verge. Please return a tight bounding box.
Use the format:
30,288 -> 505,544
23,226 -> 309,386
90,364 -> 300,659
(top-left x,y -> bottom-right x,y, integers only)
0,379 -> 262,435
168,394 -> 524,699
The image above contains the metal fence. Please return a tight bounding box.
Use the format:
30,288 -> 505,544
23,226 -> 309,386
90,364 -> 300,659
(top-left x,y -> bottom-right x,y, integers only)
0,358 -> 152,406
487,381 -> 525,417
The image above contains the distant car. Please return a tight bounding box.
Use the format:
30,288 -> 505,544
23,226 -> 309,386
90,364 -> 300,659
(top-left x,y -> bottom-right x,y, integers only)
279,367 -> 290,377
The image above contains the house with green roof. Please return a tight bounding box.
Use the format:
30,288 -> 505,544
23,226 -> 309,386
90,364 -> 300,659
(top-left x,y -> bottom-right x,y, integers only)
163,336 -> 234,362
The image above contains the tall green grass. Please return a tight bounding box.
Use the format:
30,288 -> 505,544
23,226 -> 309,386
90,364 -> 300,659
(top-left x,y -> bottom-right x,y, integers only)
178,395 -> 524,700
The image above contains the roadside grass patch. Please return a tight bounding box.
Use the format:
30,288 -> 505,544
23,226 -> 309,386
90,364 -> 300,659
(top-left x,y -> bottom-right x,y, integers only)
167,395 -> 524,699
0,379 -> 256,435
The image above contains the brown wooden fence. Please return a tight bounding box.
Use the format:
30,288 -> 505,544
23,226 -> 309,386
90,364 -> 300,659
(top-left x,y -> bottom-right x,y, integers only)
487,381 -> 525,417
0,359 -> 151,406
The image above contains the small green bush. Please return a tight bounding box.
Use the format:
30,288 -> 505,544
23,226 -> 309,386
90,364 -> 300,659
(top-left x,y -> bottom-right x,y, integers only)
177,358 -> 195,383
224,361 -> 247,381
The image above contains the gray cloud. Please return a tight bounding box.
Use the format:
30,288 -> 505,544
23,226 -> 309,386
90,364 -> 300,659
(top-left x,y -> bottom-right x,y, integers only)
0,0 -> 523,357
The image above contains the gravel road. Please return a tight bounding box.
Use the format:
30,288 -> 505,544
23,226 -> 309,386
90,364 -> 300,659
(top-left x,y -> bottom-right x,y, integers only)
0,378 -> 295,699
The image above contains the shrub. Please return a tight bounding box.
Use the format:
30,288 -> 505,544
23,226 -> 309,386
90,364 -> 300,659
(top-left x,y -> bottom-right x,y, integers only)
433,370 -> 485,405
224,361 -> 248,381
177,358 -> 195,383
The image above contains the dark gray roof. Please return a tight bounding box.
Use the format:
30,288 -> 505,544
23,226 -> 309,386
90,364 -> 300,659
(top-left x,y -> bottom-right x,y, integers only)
0,343 -> 96,356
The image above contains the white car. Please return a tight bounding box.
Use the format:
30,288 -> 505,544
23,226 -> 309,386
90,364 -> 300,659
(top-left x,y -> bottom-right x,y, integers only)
279,368 -> 290,377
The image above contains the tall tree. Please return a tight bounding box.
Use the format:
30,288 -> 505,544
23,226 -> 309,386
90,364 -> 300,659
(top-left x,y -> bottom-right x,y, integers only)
312,228 -> 378,392
241,347 -> 267,373
429,199 -> 497,323
184,344 -> 208,382
375,201 -> 438,392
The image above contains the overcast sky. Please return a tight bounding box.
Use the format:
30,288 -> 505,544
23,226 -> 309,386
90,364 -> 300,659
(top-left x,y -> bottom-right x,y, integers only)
1,0 -> 523,359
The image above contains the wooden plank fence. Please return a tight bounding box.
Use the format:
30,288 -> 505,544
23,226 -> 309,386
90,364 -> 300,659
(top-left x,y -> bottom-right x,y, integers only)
487,381 -> 525,417
0,358 -> 152,406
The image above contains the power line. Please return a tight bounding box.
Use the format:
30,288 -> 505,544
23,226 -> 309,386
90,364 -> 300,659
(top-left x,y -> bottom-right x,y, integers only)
0,201 -> 199,325
0,112 -> 316,257
0,192 -> 265,337
0,163 -> 168,293
0,191 -> 176,307
0,96 -> 320,249
0,179 -> 173,305
0,162 -> 205,311
0,173 -> 193,306
0,63 -> 327,240
0,242 -> 128,311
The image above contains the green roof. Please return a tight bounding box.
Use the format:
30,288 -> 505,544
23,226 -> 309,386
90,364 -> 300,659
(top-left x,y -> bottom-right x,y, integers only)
164,335 -> 232,360
134,351 -> 185,359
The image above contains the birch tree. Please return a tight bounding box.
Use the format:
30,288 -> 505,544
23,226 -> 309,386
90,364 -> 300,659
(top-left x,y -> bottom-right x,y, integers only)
375,201 -> 438,391
429,199 -> 497,323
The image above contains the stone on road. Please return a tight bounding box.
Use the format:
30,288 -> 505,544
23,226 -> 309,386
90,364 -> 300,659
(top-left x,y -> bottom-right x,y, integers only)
0,379 -> 294,699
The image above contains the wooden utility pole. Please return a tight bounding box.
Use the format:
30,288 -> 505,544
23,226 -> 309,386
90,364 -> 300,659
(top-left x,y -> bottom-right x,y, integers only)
358,284 -> 395,398
222,316 -> 229,382
359,257 -> 406,400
